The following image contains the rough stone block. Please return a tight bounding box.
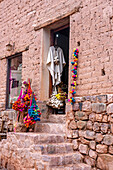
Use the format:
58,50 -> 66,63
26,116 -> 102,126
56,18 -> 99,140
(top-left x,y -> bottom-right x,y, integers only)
77,120 -> 86,129
72,152 -> 84,163
79,130 -> 85,137
89,113 -> 96,122
110,124 -> 113,133
89,149 -> 97,159
69,120 -> 77,130
8,113 -> 13,120
109,145 -> 113,154
108,114 -> 113,123
85,130 -> 95,140
107,94 -> 113,104
75,111 -> 88,120
107,103 -> 113,114
91,96 -> 96,103
102,115 -> 108,122
96,114 -> 102,122
89,141 -> 96,150
73,103 -> 79,111
97,154 -> 113,170
84,156 -> 96,167
72,130 -> 79,138
82,101 -> 91,112
95,133 -> 103,142
103,135 -> 113,145
86,121 -> 93,130
79,144 -> 88,155
66,130 -> 73,138
96,144 -> 108,153
67,112 -> 74,120
84,96 -> 91,101
92,103 -> 106,113
96,95 -> 107,103
93,122 -> 100,132
72,139 -> 78,150
101,123 -> 108,133
75,97 -> 82,103
66,103 -> 72,114
80,137 -> 90,145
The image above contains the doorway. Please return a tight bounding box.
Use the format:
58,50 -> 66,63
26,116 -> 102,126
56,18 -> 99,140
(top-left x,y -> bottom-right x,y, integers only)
51,25 -> 69,95
50,25 -> 69,114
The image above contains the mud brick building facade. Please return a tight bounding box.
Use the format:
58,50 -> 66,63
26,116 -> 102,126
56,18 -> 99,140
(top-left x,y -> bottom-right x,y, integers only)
0,0 -> 113,169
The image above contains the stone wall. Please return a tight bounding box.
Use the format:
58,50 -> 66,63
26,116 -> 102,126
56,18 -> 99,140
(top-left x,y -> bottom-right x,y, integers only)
66,94 -> 113,169
0,102 -> 48,134
0,110 -> 17,134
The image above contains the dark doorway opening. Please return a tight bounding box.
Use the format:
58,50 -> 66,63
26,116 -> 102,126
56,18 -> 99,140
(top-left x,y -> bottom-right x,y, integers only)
50,25 -> 69,114
51,25 -> 69,95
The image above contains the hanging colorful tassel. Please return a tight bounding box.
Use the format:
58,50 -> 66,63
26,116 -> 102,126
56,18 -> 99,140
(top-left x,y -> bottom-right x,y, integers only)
12,79 -> 41,130
68,49 -> 79,105
23,95 -> 41,127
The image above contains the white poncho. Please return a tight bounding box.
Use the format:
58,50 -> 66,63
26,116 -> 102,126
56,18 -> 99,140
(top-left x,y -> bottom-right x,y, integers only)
46,46 -> 66,86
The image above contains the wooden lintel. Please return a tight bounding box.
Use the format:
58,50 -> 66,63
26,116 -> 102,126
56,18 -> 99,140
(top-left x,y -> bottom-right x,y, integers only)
34,6 -> 80,31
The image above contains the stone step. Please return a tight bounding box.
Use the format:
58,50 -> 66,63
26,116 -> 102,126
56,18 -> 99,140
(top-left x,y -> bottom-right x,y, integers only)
8,132 -> 65,144
34,122 -> 66,134
41,114 -> 66,124
42,152 -> 84,166
35,142 -> 74,154
50,163 -> 91,170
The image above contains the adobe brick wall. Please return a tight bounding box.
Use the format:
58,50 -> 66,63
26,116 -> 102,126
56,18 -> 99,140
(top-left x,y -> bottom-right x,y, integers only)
66,94 -> 113,169
70,0 -> 113,96
0,0 -> 113,108
0,0 -> 81,111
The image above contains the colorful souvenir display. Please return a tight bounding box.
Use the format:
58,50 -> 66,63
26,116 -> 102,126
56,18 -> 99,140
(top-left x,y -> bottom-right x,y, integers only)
68,49 -> 79,104
56,87 -> 67,101
12,79 -> 41,130
56,93 -> 67,100
12,80 -> 32,112
46,91 -> 64,109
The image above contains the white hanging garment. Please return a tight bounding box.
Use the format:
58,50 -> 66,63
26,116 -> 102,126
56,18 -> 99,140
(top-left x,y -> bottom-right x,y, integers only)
46,46 -> 66,86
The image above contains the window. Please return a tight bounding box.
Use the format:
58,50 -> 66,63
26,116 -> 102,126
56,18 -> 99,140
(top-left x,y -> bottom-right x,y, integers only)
6,53 -> 22,109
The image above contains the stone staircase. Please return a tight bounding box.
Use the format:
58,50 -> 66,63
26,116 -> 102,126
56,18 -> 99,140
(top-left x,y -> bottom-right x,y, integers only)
0,114 -> 91,170
34,114 -> 91,170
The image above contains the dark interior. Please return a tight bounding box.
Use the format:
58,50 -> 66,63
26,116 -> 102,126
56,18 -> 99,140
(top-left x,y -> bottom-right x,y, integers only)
53,27 -> 69,95
52,27 -> 69,114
